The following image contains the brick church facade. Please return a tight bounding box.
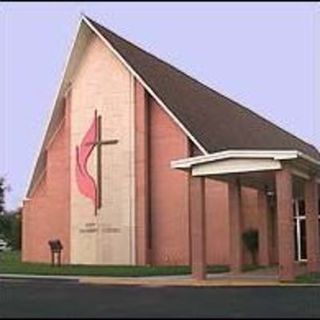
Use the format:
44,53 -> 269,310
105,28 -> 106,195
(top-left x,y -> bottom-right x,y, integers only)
22,16 -> 320,281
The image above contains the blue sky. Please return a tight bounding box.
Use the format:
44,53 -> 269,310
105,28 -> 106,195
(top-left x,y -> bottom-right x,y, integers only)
1,2 -> 319,210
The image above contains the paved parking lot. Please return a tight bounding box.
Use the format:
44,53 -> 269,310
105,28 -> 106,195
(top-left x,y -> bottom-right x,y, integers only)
1,279 -> 320,318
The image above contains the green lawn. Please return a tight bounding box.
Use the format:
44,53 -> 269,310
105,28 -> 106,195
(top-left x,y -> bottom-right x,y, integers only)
241,264 -> 268,272
295,272 -> 320,284
0,251 -> 229,277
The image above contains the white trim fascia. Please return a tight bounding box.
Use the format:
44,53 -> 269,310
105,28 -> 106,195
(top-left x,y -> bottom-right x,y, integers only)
82,16 -> 208,156
297,151 -> 320,166
28,169 -> 46,198
171,149 -> 301,169
25,17 -> 83,197
295,200 -> 302,261
45,118 -> 66,150
191,158 -> 282,176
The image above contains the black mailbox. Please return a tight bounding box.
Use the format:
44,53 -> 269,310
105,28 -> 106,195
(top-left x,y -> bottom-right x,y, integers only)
48,239 -> 63,267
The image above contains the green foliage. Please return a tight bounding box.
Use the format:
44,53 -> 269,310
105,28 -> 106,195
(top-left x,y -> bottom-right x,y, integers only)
10,213 -> 22,250
0,215 -> 11,242
0,210 -> 22,250
0,176 -> 11,214
242,228 -> 259,265
0,177 -> 6,214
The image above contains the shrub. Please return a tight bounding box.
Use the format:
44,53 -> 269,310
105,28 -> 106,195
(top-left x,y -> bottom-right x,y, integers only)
242,228 -> 259,265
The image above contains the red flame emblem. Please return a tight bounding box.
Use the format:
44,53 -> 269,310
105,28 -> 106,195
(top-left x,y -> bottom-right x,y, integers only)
75,112 -> 98,208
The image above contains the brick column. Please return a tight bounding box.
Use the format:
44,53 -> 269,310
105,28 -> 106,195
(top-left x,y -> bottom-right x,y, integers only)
305,177 -> 320,272
189,176 -> 206,280
258,190 -> 270,266
228,179 -> 243,273
276,167 -> 295,281
64,88 -> 72,264
134,80 -> 150,265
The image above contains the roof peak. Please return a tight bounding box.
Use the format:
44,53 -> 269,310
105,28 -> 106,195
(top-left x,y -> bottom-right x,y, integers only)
84,15 -> 319,159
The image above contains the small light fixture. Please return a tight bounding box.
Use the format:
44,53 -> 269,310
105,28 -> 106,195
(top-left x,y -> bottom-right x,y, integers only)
266,191 -> 275,197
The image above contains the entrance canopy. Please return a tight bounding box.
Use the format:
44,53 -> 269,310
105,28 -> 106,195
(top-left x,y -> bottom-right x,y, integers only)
172,149 -> 320,185
171,149 -> 320,282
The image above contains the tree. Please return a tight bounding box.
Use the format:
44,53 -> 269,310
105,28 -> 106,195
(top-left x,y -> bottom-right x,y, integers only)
0,177 -> 21,250
242,228 -> 259,265
0,215 -> 11,241
0,208 -> 22,250
10,213 -> 22,250
0,176 -> 10,215
0,177 -> 6,214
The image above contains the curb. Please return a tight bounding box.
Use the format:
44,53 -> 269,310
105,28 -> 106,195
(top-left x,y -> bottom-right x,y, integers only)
0,274 -> 80,283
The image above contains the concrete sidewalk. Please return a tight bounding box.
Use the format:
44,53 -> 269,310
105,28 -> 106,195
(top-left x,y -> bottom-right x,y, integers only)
79,273 -> 320,287
79,275 -> 282,287
77,267 -> 306,287
1,272 -> 318,287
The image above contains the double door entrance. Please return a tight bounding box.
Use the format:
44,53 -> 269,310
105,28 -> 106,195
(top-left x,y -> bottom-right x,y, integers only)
293,199 -> 320,261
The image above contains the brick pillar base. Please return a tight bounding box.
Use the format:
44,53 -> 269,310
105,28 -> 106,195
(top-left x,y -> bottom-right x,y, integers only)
189,176 -> 206,280
258,190 -> 270,266
276,167 -> 295,281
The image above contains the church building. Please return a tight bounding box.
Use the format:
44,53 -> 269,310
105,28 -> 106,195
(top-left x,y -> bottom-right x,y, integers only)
22,15 -> 320,281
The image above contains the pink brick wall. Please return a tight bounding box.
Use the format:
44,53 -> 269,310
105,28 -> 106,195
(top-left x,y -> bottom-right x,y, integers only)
205,178 -> 230,265
22,175 -> 47,261
143,93 -> 261,267
22,96 -> 71,263
23,84 -> 264,269
149,96 -> 190,265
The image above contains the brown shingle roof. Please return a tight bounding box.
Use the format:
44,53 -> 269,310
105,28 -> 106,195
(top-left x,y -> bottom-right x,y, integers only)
87,16 -> 320,160
27,16 -> 320,197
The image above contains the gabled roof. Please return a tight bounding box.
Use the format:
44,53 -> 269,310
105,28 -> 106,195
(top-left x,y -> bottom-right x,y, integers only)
85,16 -> 320,161
26,15 -> 320,198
